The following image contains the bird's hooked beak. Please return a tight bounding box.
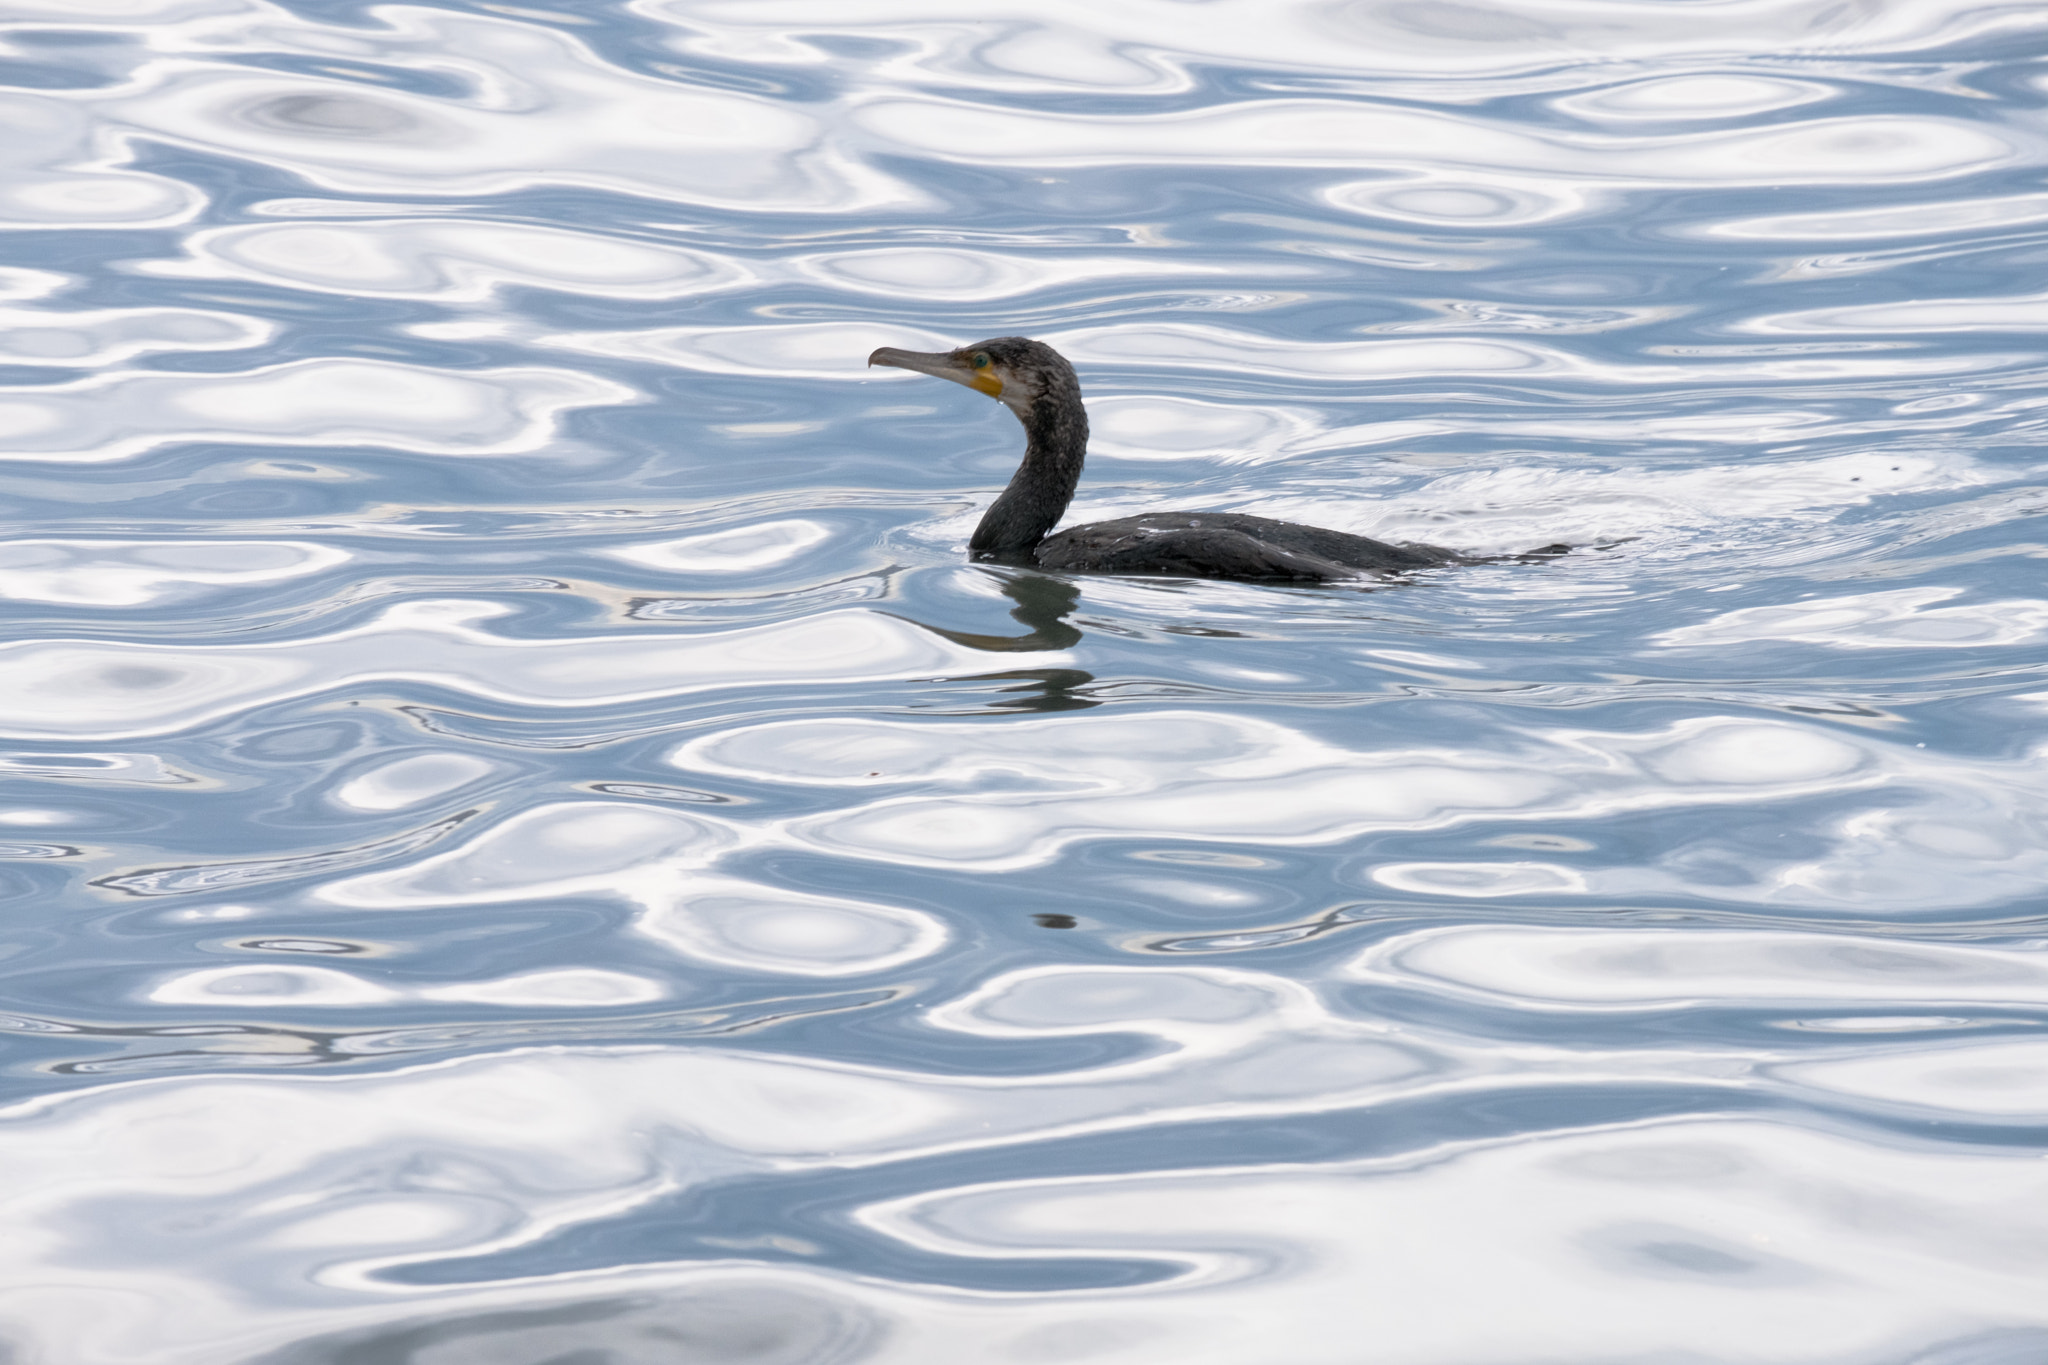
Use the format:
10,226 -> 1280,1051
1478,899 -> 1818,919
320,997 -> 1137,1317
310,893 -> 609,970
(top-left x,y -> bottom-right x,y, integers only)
867,346 -> 1004,399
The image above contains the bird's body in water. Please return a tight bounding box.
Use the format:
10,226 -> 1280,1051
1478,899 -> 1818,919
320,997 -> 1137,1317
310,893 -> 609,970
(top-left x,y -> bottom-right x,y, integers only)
867,336 -> 1534,582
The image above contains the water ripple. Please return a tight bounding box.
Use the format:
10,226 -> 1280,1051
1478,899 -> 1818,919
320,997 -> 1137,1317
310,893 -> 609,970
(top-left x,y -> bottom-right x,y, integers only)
1,0 -> 2046,1358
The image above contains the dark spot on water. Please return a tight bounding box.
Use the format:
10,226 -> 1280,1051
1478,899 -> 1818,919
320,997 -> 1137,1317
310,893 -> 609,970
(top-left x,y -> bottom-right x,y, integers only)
246,94 -> 420,138
1639,1240 -> 1757,1275
1033,914 -> 1078,929
238,939 -> 366,954
588,782 -> 737,805
1583,1220 -> 1819,1285
101,666 -> 179,690
800,34 -> 903,60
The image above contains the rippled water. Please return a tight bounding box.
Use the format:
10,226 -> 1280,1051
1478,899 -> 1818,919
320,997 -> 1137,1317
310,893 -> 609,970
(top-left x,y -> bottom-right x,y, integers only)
3,1 -> 2047,1360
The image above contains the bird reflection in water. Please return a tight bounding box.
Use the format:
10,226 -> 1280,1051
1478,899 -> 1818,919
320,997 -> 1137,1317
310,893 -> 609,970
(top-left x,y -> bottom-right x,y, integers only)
907,569 -> 1097,713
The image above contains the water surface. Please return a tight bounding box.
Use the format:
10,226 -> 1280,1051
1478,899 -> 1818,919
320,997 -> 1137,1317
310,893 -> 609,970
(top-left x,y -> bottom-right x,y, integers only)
2,1 -> 2047,1361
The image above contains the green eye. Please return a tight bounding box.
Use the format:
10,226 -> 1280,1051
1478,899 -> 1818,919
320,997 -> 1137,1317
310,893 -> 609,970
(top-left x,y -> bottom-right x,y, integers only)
972,352 -> 991,369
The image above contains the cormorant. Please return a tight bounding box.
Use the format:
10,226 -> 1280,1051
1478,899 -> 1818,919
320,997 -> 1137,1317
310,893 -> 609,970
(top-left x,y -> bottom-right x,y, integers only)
867,336 -> 1488,582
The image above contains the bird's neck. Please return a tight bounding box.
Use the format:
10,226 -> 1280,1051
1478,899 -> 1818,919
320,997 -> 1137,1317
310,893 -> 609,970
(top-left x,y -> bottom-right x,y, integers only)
970,393 -> 1087,561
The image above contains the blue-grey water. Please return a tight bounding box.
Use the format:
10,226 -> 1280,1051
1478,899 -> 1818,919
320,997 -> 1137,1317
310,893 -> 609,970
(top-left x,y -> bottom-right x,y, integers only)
1,1 -> 2045,1360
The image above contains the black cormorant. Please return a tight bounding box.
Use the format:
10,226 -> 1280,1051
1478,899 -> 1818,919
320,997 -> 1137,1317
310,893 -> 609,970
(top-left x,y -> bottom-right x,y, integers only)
867,336 -> 1497,582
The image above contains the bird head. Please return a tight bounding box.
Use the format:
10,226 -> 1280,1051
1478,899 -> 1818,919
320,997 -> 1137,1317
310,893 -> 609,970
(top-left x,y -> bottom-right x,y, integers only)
865,336 -> 1074,420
